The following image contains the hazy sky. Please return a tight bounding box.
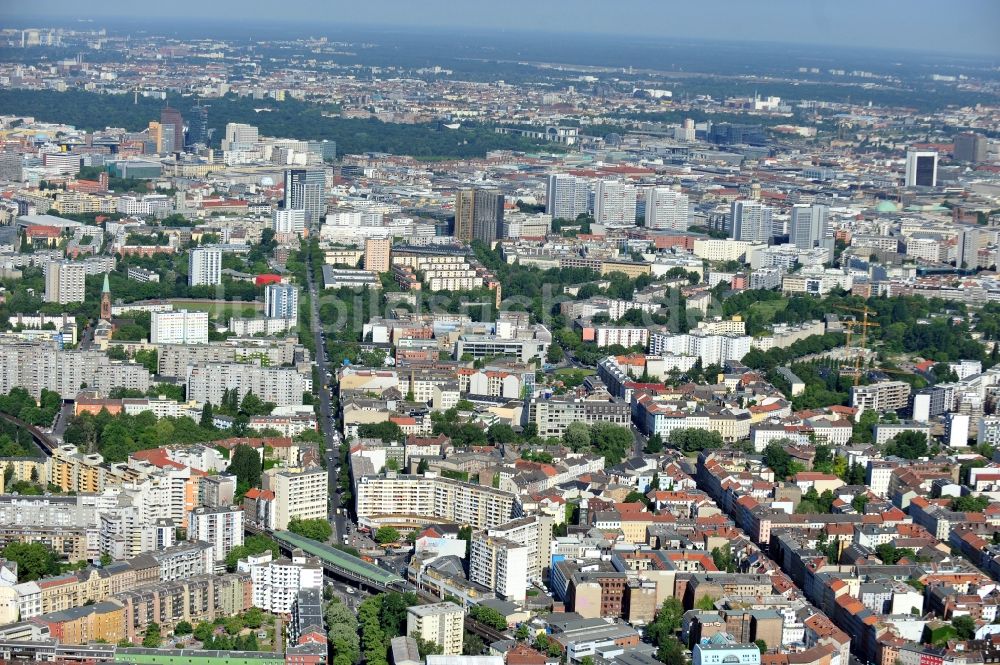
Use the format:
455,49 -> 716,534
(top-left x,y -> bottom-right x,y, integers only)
5,0 -> 1000,57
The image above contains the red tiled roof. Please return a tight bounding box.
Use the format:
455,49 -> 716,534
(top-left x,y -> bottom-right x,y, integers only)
131,448 -> 186,470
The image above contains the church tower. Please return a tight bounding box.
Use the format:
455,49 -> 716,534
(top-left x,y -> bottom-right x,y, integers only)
100,273 -> 112,321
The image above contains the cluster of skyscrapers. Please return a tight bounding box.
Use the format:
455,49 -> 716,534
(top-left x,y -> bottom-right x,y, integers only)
544,175 -> 691,231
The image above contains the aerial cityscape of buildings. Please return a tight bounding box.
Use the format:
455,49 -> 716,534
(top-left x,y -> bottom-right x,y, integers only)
0,9 -> 996,665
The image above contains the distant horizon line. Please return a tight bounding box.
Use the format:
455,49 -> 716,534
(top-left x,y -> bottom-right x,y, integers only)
3,15 -> 999,62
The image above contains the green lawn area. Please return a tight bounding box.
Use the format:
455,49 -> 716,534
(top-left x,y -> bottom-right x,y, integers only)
554,367 -> 596,376
553,367 -> 596,389
748,299 -> 788,321
167,299 -> 262,317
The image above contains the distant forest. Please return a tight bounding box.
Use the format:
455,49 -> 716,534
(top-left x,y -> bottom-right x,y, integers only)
0,89 -> 558,159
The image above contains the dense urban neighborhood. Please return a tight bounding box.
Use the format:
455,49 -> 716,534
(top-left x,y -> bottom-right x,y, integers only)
0,10 -> 998,665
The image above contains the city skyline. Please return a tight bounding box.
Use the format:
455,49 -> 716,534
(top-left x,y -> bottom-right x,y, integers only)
4,0 -> 1000,58
0,5 -> 998,665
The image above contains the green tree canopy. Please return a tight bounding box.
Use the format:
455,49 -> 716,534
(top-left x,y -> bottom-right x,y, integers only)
486,423 -> 518,445
668,428 -> 723,453
884,431 -> 929,460
952,615 -> 976,640
563,422 -> 591,451
227,444 -> 262,493
375,526 -> 401,544
469,605 -> 508,631
950,495 -> 991,513
2,542 -> 60,582
225,534 -> 279,572
288,518 -> 333,542
358,421 -> 405,443
142,623 -> 162,648
764,441 -> 799,479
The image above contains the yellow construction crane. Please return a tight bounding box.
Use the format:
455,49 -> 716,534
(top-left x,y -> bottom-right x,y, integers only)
835,305 -> 879,385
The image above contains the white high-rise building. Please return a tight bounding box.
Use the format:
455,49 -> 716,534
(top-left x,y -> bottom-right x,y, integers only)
273,208 -> 306,236
186,363 -> 312,408
241,551 -> 323,614
223,123 -> 259,149
284,169 -> 326,226
731,200 -> 773,243
789,204 -> 829,250
546,174 -> 590,221
406,603 -> 464,656
905,150 -> 938,188
271,468 -> 327,530
187,505 -> 244,563
645,188 -> 690,231
594,180 -> 637,226
947,413 -> 970,448
189,247 -> 222,286
470,534 -> 529,602
44,261 -> 87,304
150,309 -> 209,345
0,344 -> 151,399
264,284 -> 299,319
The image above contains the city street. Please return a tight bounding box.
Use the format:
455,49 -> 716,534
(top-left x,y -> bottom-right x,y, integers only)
305,245 -> 348,544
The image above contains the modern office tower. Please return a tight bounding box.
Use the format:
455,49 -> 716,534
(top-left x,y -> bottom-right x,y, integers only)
188,247 -> 222,286
160,106 -> 185,152
42,153 -> 81,175
905,149 -> 938,187
222,122 -> 259,149
594,180 -> 637,225
44,261 -> 86,304
271,468 -> 327,530
546,174 -> 590,221
406,603 -> 464,655
959,227 -> 991,269
161,126 -> 176,154
954,133 -> 988,164
789,204 -> 829,250
644,188 -> 689,231
272,208 -> 305,236
364,236 -> 392,274
187,505 -> 244,562
454,188 -> 505,244
472,189 -> 505,244
147,121 -> 163,153
307,140 -> 337,161
150,309 -> 209,344
264,283 -> 299,319
283,169 -> 326,226
0,151 -> 24,181
453,189 -> 475,242
186,104 -> 209,148
730,200 -> 773,243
